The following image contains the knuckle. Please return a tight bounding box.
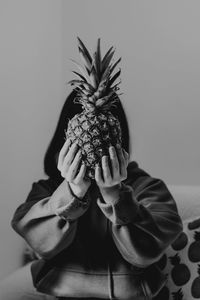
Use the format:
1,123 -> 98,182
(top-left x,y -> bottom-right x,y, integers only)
66,174 -> 72,182
121,175 -> 126,181
95,176 -> 99,183
102,158 -> 107,166
59,148 -> 64,156
117,149 -> 123,157
61,170 -> 65,178
112,173 -> 117,181
64,160 -> 70,169
95,175 -> 101,184
110,152 -> 116,159
121,172 -> 127,181
110,155 -> 118,163
114,162 -> 119,170
114,176 -> 120,183
57,151 -> 62,160
70,167 -> 76,175
106,178 -> 112,185
73,178 -> 79,185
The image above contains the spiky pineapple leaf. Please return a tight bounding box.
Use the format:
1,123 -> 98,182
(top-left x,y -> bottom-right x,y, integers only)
94,38 -> 101,79
68,79 -> 94,93
68,79 -> 85,85
197,264 -> 200,275
70,59 -> 93,86
76,84 -> 93,96
172,288 -> 183,300
110,57 -> 122,75
99,66 -> 111,86
108,69 -> 121,88
75,87 -> 92,97
81,85 -> 94,94
111,80 -> 121,92
77,37 -> 92,64
101,47 -> 115,74
102,46 -> 113,65
89,65 -> 98,88
78,46 -> 93,72
68,80 -> 88,94
169,253 -> 181,265
194,231 -> 200,241
72,71 -> 87,82
95,90 -> 118,108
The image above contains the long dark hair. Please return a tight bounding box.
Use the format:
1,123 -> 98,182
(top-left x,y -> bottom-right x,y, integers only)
44,90 -> 130,180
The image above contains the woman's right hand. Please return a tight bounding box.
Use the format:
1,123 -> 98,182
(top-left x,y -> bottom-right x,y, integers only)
57,139 -> 91,199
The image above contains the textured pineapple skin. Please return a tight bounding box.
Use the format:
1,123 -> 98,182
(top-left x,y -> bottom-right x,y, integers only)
65,110 -> 122,179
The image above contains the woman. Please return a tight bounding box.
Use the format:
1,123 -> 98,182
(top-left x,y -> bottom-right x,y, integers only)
0,90 -> 183,299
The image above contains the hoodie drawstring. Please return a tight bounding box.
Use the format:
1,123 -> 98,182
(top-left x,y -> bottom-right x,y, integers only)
106,219 -> 114,300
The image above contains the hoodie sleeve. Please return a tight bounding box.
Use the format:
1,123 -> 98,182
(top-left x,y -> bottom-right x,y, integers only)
97,161 -> 183,268
11,178 -> 90,260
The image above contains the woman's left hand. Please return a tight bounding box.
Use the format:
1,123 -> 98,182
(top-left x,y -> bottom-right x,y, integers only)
95,145 -> 129,190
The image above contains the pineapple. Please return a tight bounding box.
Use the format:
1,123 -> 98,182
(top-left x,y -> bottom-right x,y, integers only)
65,38 -> 122,179
169,253 -> 191,286
188,231 -> 200,262
191,264 -> 200,298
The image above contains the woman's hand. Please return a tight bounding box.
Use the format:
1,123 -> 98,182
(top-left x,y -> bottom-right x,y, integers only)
95,145 -> 129,201
57,139 -> 91,199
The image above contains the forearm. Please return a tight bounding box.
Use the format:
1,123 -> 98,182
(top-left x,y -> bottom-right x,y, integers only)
98,178 -> 183,267
11,179 -> 90,259
12,203 -> 77,260
112,203 -> 183,267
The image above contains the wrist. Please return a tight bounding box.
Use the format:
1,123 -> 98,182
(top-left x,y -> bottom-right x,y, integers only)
68,182 -> 87,200
100,183 -> 121,193
99,183 -> 122,203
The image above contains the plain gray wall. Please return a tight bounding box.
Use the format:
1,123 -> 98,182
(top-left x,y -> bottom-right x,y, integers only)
0,0 -> 199,280
0,0 -> 64,280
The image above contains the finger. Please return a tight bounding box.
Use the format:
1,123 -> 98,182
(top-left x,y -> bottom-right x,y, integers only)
116,145 -> 126,174
95,163 -> 103,185
119,149 -> 128,179
123,149 -> 129,166
63,142 -> 79,166
109,146 -> 119,177
74,162 -> 87,183
102,156 -> 111,182
57,139 -> 71,170
66,150 -> 82,181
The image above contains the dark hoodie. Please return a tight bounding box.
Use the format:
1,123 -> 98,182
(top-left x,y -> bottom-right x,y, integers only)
11,161 -> 183,299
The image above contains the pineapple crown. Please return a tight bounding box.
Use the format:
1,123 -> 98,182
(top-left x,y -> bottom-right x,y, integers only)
172,288 -> 183,300
194,230 -> 200,241
169,253 -> 181,266
68,37 -> 122,111
197,264 -> 200,275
